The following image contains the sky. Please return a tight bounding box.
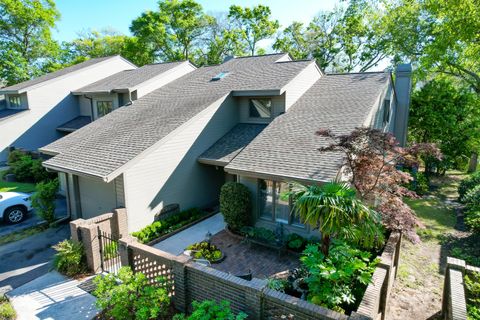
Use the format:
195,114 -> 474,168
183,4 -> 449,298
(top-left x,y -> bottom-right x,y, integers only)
53,0 -> 339,42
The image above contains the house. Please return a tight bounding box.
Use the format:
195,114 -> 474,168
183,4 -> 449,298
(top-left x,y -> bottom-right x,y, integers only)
40,53 -> 412,235
0,56 -> 136,163
0,57 -> 195,163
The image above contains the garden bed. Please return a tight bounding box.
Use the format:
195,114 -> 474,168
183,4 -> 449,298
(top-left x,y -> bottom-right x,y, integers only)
131,208 -> 217,245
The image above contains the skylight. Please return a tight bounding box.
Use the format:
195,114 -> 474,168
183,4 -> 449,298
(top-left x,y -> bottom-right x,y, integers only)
212,71 -> 229,81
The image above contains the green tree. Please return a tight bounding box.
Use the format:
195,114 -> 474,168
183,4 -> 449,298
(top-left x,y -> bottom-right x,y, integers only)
292,182 -> 384,256
409,78 -> 480,171
131,0 -> 213,62
0,0 -> 60,85
31,178 -> 59,223
384,0 -> 480,93
228,4 -> 279,56
274,2 -> 390,72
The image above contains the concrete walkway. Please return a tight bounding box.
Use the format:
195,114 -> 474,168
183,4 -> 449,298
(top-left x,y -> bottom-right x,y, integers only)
7,271 -> 98,320
153,213 -> 226,255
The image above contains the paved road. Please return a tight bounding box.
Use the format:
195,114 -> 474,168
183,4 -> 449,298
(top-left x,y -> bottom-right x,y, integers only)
0,224 -> 70,292
0,198 -> 67,238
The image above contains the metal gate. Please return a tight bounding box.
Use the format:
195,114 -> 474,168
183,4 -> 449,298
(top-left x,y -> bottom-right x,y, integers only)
98,227 -> 122,274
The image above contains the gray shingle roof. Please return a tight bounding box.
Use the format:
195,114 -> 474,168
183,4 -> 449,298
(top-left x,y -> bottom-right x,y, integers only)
56,116 -> 92,133
225,72 -> 390,183
42,54 -> 313,179
198,124 -> 267,166
0,56 -> 121,93
73,61 -> 186,93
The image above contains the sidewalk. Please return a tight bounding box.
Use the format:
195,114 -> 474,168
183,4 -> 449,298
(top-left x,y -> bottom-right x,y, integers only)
153,213 -> 226,255
7,271 -> 98,320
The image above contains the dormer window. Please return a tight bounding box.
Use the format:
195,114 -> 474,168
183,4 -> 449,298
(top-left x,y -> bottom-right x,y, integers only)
212,71 -> 229,81
383,99 -> 390,124
249,98 -> 272,119
97,101 -> 113,118
8,95 -> 22,109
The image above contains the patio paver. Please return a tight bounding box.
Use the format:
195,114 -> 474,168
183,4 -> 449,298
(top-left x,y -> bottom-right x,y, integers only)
210,230 -> 300,279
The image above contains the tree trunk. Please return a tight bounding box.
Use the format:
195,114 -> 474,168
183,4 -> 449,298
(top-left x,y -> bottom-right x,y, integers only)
320,234 -> 330,256
468,152 -> 478,173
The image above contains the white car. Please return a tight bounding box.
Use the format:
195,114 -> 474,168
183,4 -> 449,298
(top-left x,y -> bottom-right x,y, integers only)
0,192 -> 33,224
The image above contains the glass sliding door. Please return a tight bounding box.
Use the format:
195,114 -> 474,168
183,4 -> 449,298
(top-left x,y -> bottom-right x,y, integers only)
275,182 -> 290,223
258,179 -> 274,220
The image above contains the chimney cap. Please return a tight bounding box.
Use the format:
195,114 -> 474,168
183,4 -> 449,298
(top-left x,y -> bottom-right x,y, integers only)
396,63 -> 412,73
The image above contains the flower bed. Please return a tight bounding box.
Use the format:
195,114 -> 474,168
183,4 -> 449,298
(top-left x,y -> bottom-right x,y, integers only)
185,241 -> 224,263
132,208 -> 213,244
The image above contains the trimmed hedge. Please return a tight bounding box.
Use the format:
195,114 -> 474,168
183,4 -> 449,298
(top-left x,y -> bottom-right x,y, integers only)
219,182 -> 251,232
7,150 -> 55,183
132,208 -> 206,243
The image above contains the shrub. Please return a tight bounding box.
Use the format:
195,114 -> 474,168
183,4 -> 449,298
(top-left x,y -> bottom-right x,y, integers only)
186,242 -> 223,262
464,185 -> 480,210
173,300 -> 247,320
300,240 -> 379,313
465,272 -> 480,320
459,172 -> 480,202
415,172 -> 430,195
53,239 -> 87,277
286,233 -> 307,252
7,150 -> 55,183
0,296 -> 15,320
32,178 -> 59,223
465,210 -> 480,234
94,267 -> 170,320
219,182 -> 251,232
241,226 -> 277,244
266,278 -> 288,293
132,208 -> 205,243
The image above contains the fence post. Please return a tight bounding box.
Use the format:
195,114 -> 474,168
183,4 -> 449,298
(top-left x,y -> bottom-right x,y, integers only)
118,235 -> 136,268
79,224 -> 102,274
111,208 -> 129,239
70,219 -> 85,242
171,255 -> 191,312
245,279 -> 267,319
442,257 -> 467,320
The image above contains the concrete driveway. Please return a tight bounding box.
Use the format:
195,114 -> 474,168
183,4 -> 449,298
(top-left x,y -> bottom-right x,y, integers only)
0,198 -> 67,238
0,223 -> 70,292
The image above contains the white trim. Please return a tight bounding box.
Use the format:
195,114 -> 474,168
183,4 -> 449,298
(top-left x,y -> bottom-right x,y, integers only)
1,56 -> 136,94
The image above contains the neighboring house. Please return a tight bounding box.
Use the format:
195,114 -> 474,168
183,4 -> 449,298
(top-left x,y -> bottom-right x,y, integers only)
61,61 -> 195,132
40,53 -> 412,236
0,56 -> 137,163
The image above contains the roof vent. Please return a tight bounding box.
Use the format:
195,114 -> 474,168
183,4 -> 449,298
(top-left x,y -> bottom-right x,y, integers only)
223,55 -> 235,63
212,71 -> 230,81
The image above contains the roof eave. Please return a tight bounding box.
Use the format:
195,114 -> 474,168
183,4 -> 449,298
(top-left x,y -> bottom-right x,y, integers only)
0,90 -> 21,95
231,89 -> 282,97
42,161 -> 107,181
224,166 -> 331,185
197,158 -> 229,167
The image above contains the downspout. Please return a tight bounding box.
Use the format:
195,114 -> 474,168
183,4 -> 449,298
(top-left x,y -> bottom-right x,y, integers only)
126,89 -> 133,106
84,95 -> 94,121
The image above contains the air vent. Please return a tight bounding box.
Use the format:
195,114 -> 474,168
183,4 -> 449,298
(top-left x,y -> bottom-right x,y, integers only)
212,71 -> 229,81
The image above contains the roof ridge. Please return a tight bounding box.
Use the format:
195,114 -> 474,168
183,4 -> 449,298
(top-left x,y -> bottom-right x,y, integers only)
229,53 -> 286,60
143,60 -> 187,66
326,71 -> 389,75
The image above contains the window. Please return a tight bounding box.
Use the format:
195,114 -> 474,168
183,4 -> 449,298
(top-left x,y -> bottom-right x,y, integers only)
249,99 -> 272,119
8,95 -> 22,109
383,99 -> 391,124
212,71 -> 229,81
258,179 -> 303,227
96,101 -> 113,117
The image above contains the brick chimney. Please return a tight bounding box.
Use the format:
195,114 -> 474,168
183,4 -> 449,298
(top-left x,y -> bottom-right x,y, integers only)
393,64 -> 412,146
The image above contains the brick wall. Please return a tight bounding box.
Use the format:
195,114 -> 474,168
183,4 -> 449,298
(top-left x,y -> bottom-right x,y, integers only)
442,257 -> 479,320
353,232 -> 402,320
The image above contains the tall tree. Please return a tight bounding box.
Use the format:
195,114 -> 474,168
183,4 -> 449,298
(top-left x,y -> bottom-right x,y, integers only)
274,2 -> 390,72
130,0 -> 213,62
384,0 -> 480,93
409,78 -> 480,171
0,0 -> 60,85
228,5 -> 279,56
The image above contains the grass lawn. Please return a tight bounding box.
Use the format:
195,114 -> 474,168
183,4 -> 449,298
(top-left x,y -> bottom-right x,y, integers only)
0,170 -> 36,193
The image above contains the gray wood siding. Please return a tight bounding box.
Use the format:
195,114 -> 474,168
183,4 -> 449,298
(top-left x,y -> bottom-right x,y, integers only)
78,175 -> 117,219
238,94 -> 286,124
123,94 -> 238,232
284,62 -> 322,111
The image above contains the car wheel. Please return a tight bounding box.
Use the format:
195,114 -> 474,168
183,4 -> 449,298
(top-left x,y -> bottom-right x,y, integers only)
4,206 -> 26,224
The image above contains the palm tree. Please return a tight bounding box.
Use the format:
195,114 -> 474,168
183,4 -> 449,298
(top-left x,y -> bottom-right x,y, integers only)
292,182 -> 384,256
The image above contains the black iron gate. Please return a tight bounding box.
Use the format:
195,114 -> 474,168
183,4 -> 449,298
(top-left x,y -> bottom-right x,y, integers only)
98,227 -> 122,274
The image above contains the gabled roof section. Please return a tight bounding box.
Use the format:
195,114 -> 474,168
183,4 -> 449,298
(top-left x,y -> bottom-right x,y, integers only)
198,124 -> 267,166
0,56 -> 134,94
41,54 -> 314,180
225,72 -> 391,183
72,61 -> 190,94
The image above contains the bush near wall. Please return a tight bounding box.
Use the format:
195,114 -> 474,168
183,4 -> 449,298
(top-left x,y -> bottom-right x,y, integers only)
458,171 -> 480,202
219,182 -> 251,232
132,208 -> 206,244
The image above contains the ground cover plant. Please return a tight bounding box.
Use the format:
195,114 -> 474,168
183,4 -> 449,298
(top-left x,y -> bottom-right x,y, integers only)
132,208 -> 206,243
0,295 -> 15,320
186,241 -> 223,262
53,239 -> 87,277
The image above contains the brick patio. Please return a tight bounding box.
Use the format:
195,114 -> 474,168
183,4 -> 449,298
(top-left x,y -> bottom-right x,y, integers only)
210,230 -> 300,279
